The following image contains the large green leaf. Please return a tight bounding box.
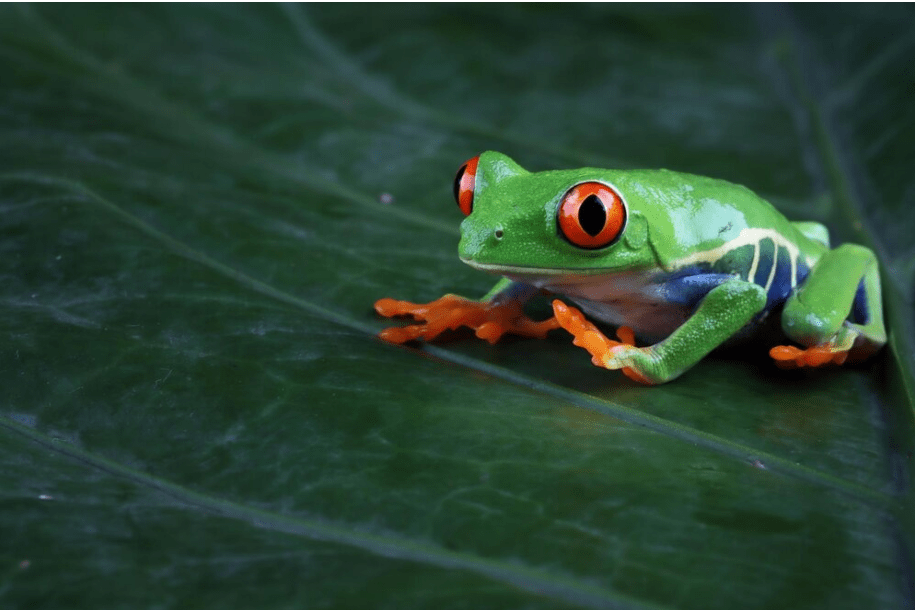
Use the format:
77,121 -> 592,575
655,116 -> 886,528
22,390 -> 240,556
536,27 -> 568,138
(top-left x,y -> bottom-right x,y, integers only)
2,4 -> 913,609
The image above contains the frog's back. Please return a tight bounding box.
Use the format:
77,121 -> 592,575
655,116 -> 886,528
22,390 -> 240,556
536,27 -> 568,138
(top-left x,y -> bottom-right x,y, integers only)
604,169 -> 791,246
604,168 -> 828,315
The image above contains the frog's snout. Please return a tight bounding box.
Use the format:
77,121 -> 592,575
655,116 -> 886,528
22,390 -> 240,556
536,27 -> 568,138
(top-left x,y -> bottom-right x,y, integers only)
458,224 -> 504,263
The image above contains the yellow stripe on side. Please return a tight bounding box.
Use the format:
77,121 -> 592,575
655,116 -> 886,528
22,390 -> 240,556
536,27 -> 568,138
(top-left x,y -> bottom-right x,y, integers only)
764,243 -> 780,291
671,228 -> 814,287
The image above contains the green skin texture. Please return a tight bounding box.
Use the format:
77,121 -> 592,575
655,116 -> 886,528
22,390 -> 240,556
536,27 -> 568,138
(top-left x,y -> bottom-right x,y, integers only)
455,151 -> 886,384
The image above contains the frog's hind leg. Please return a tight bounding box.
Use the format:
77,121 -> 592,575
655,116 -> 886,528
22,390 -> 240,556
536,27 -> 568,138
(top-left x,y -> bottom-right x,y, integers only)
792,221 -> 830,248
770,243 -> 886,369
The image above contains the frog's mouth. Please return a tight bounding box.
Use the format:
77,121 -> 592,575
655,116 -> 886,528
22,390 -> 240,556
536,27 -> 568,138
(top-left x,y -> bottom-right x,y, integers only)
459,258 -> 610,278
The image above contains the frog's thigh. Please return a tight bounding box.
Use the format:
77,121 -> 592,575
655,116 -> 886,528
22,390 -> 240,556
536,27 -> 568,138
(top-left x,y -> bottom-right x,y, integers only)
781,244 -> 886,350
642,280 -> 766,382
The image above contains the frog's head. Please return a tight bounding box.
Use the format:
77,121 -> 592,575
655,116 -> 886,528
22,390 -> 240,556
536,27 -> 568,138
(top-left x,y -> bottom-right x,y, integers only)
455,151 -> 655,276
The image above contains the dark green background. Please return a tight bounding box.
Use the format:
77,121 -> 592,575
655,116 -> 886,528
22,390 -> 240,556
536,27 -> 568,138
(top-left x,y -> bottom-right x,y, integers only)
1,4 -> 913,609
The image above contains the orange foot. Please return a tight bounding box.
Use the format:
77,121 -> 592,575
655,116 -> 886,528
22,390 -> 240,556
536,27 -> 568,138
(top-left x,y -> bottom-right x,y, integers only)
552,300 -> 655,385
769,344 -> 849,369
374,295 -> 560,345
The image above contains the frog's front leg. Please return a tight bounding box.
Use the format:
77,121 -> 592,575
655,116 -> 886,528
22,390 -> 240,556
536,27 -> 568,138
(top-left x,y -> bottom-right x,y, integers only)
374,278 -> 560,345
554,280 -> 767,384
770,244 -> 886,368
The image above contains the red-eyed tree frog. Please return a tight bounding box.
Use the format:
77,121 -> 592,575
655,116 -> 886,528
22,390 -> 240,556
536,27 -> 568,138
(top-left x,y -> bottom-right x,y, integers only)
374,151 -> 886,384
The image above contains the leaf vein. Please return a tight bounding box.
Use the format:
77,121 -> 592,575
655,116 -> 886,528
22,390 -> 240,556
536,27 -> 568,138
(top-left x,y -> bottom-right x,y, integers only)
0,416 -> 669,610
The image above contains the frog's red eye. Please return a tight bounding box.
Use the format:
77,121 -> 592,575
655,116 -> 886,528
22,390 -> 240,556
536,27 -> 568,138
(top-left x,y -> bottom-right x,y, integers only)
558,182 -> 626,249
453,156 -> 479,216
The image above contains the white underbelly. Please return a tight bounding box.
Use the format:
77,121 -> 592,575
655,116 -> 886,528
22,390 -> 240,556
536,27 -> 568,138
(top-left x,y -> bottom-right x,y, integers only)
504,269 -> 692,342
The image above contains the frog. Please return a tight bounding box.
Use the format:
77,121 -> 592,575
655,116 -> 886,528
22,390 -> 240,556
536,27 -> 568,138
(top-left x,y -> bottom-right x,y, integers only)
374,151 -> 886,384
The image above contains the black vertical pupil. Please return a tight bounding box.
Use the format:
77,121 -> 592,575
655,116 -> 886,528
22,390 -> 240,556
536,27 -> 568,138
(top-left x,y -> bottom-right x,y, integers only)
579,194 -> 607,236
453,164 -> 468,204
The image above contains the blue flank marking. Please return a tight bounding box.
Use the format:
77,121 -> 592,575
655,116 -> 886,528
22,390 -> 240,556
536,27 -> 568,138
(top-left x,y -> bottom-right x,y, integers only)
657,249 -> 813,319
852,280 -> 869,325
752,238 -> 775,288
656,268 -> 735,308
764,246 -> 808,312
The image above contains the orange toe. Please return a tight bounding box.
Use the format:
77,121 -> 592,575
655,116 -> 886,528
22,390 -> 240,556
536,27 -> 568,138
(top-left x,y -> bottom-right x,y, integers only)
616,326 -> 636,346
376,295 -> 558,345
769,344 -> 849,369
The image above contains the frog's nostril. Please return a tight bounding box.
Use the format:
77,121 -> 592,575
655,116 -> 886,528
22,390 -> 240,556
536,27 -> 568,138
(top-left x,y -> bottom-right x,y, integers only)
494,228 -> 504,240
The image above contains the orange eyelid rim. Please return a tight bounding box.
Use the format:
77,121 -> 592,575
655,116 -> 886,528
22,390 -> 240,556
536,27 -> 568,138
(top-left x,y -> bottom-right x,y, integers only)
455,156 -> 479,216
558,182 -> 626,249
